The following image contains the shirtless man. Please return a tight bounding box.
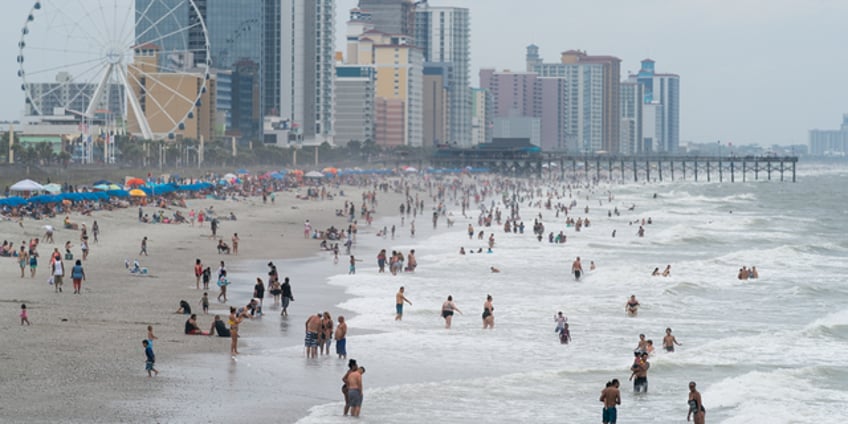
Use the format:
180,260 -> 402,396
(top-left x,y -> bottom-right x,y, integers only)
395,287 -> 412,321
663,327 -> 682,352
347,366 -> 365,417
625,295 -> 640,316
572,256 -> 583,281
335,316 -> 348,359
635,333 -> 648,353
687,381 -> 706,424
629,352 -> 650,393
304,313 -> 322,358
599,379 -> 621,424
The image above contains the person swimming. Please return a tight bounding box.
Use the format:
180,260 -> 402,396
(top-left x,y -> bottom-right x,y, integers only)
625,295 -> 640,316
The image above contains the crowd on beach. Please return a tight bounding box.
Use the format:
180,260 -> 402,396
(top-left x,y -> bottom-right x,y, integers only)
6,168 -> 747,422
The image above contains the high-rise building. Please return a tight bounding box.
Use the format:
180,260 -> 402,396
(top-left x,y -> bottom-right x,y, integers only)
270,0 -> 336,145
809,114 -> 848,156
136,0 -> 264,141
347,24 -> 422,147
479,69 -> 538,118
635,59 -> 679,153
528,48 -> 621,153
335,65 -> 375,146
620,79 -> 643,154
470,87 -> 491,146
415,5 -> 471,147
423,63 -> 450,146
357,0 -> 416,38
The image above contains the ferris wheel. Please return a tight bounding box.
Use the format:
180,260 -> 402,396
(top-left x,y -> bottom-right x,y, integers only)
17,0 -> 211,140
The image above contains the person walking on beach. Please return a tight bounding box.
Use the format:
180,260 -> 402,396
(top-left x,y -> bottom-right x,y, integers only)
482,294 -> 494,329
52,255 -> 65,293
342,359 -> 358,416
663,328 -> 682,352
142,339 -> 158,377
199,292 -> 209,315
572,256 -> 583,281
92,221 -> 99,243
395,286 -> 412,321
441,295 -> 462,329
194,259 -> 203,289
139,237 -> 148,256
20,304 -> 30,326
29,249 -> 38,278
335,316 -> 348,359
217,270 -> 230,303
281,277 -> 294,317
70,260 -> 85,294
19,246 -> 28,278
600,379 -> 621,424
229,307 -> 244,357
687,381 -> 706,424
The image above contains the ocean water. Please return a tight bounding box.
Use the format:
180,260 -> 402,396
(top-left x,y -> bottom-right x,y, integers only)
281,164 -> 848,423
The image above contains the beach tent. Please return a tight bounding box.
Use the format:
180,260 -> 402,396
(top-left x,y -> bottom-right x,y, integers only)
305,171 -> 324,178
129,189 -> 147,197
42,183 -> 62,194
10,179 -> 44,192
106,189 -> 129,198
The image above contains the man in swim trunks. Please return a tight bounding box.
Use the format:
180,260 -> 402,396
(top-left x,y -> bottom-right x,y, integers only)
630,352 -> 650,393
395,287 -> 412,321
305,313 -> 322,358
599,379 -> 621,423
572,256 -> 583,281
687,381 -> 705,424
663,327 -> 682,352
347,366 -> 365,417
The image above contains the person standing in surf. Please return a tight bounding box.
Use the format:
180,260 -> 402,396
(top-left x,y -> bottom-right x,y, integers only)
687,381 -> 706,424
482,295 -> 494,329
600,379 -> 621,424
572,257 -> 583,281
441,295 -> 462,329
663,328 -> 682,352
625,295 -> 640,316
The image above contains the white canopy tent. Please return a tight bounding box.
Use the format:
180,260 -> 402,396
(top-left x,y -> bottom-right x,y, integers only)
10,179 -> 44,192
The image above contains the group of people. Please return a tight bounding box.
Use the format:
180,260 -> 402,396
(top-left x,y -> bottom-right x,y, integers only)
394,287 -> 494,330
737,265 -> 759,280
304,311 -> 348,359
651,265 -> 672,277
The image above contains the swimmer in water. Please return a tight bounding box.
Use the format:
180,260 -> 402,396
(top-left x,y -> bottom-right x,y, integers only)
490,266 -> 500,273
625,295 -> 640,317
572,257 -> 583,281
687,381 -> 706,424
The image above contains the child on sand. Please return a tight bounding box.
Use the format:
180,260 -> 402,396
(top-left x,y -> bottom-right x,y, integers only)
20,304 -> 30,325
143,340 -> 158,377
147,325 -> 158,345
200,292 -> 210,314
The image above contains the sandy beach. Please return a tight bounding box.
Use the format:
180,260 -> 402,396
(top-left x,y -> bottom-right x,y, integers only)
0,178 -> 407,423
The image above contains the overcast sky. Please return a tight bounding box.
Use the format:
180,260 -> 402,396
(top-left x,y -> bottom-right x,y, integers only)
3,0 -> 847,146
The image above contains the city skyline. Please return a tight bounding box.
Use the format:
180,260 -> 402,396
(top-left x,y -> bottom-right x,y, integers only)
2,0 -> 846,146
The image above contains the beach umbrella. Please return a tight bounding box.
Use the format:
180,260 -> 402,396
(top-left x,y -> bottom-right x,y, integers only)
404,167 -> 418,173
126,177 -> 145,187
236,169 -> 249,175
129,189 -> 147,197
93,184 -> 110,191
223,173 -> 237,180
43,183 -> 62,194
92,180 -> 112,186
10,179 -> 44,192
322,167 -> 338,175
304,171 -> 324,178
